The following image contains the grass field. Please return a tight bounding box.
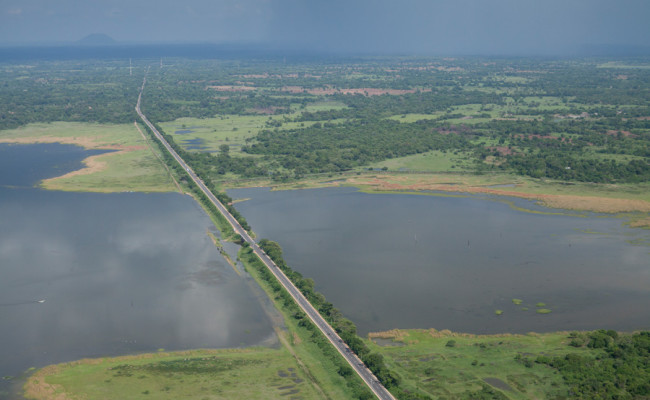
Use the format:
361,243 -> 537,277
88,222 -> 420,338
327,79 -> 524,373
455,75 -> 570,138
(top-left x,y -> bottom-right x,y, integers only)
0,122 -> 176,193
370,150 -> 474,172
24,348 -> 328,400
159,114 -> 346,155
365,329 -> 605,399
158,116 -> 271,154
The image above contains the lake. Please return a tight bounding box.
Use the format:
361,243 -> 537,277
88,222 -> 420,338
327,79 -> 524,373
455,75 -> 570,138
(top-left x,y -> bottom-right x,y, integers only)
0,143 -> 276,398
228,186 -> 650,336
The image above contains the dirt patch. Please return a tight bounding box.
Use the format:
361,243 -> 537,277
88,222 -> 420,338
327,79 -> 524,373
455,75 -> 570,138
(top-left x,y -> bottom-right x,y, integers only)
606,130 -> 636,138
629,217 -> 650,228
349,175 -> 650,215
206,85 -> 257,92
23,365 -> 71,400
488,146 -> 513,156
280,86 -> 431,96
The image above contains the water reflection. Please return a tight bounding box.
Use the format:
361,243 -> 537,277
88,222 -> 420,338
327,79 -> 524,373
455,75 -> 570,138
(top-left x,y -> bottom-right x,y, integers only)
0,144 -> 275,397
228,187 -> 650,335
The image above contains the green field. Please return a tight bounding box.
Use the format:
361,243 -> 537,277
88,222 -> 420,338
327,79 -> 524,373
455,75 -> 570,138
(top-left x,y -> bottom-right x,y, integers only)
366,329 -> 599,399
0,122 -> 176,193
24,348 -> 327,400
370,150 -> 474,172
158,113 -> 347,155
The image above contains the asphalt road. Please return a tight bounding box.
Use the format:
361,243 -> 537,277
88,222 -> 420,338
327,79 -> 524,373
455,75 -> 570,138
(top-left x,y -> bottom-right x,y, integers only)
136,74 -> 396,400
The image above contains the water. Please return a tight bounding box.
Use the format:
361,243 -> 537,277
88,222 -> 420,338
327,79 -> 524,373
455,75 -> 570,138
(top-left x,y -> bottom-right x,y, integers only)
0,143 -> 276,398
228,187 -> 650,335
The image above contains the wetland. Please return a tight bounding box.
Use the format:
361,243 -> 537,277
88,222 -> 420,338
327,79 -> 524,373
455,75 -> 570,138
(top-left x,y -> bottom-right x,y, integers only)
0,143 -> 276,397
229,186 -> 650,336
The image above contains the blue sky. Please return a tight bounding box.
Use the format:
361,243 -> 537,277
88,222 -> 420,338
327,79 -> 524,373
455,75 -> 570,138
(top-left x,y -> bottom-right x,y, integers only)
1,0 -> 649,55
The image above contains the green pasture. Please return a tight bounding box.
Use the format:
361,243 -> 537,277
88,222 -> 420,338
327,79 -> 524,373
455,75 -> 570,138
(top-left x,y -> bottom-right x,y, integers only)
597,61 -> 650,69
0,121 -> 142,147
370,150 -> 474,172
0,122 -> 175,193
25,348 -> 327,400
300,100 -> 348,112
366,329 -> 604,399
42,147 -> 176,193
387,113 -> 442,123
159,116 -> 272,154
159,114 -> 349,154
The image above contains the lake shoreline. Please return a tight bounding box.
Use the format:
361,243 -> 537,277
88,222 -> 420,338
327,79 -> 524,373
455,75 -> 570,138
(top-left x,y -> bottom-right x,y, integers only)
223,172 -> 650,228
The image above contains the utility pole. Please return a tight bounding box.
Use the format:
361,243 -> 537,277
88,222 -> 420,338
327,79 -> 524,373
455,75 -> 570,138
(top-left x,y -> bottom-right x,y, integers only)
129,58 -> 132,76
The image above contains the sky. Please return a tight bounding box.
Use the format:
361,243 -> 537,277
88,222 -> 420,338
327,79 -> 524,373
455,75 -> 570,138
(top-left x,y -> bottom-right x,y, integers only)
1,0 -> 649,55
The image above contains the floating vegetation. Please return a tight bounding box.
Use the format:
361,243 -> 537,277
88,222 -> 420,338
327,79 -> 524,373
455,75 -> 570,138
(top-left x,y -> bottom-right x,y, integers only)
536,309 -> 552,314
512,299 -> 523,305
536,302 -> 546,307
495,310 -> 503,315
521,307 -> 529,311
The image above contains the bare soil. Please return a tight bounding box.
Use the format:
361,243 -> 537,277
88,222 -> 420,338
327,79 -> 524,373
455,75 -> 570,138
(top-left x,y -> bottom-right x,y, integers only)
280,86 -> 431,96
348,175 -> 650,215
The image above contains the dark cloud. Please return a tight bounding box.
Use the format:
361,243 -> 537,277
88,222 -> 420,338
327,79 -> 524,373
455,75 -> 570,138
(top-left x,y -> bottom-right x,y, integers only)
1,0 -> 649,55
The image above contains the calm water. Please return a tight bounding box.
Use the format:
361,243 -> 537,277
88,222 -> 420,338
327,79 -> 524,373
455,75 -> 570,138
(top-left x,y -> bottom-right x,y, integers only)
0,143 -> 275,398
228,187 -> 650,335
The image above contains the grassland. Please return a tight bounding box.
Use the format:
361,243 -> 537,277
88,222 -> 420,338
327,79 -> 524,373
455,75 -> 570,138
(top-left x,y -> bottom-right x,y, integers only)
158,113 -> 343,155
370,150 -> 475,172
365,329 -> 601,399
0,122 -> 176,193
24,348 -> 328,400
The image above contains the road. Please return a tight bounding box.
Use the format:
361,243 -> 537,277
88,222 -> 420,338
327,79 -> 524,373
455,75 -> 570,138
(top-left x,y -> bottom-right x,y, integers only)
136,74 -> 396,400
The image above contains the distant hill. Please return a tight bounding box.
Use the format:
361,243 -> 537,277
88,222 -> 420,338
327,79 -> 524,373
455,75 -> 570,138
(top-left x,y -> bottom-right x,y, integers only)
76,34 -> 117,46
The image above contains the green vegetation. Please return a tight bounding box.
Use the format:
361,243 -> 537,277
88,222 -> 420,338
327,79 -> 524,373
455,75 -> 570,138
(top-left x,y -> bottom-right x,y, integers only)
255,240 -> 403,396
24,348 -> 329,400
238,243 -> 374,399
367,329 -> 650,399
4,54 -> 649,399
2,56 -> 649,203
0,122 -> 176,193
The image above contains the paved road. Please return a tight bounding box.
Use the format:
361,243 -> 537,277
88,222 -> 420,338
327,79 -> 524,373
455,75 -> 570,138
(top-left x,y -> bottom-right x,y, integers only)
136,74 -> 396,400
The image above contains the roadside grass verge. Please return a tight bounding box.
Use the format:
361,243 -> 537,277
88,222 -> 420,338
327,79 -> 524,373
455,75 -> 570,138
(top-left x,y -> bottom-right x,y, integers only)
238,246 -> 373,399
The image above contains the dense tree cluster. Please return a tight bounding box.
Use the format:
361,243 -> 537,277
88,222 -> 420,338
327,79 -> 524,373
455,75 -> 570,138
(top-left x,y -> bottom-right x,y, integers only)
534,331 -> 650,399
245,119 -> 472,174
